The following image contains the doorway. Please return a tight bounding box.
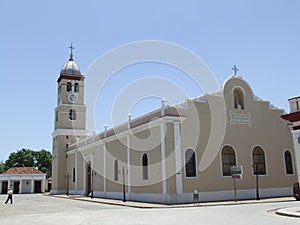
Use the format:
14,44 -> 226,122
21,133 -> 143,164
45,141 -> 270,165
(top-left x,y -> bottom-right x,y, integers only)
34,181 -> 42,193
13,181 -> 20,194
86,163 -> 91,196
1,181 -> 8,194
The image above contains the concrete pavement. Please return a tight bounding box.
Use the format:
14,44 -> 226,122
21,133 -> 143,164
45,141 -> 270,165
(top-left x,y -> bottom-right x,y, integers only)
1,194 -> 299,225
50,194 -> 300,217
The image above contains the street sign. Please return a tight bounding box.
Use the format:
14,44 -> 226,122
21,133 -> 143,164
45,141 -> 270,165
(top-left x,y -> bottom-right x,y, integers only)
231,166 -> 243,179
231,174 -> 242,179
231,165 -> 243,202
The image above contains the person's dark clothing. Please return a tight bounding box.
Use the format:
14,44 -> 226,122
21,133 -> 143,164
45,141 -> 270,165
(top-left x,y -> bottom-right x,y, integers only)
5,190 -> 13,204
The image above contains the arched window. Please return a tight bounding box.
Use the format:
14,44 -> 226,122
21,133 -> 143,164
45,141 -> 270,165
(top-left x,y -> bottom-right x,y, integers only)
142,153 -> 148,180
284,150 -> 294,175
114,159 -> 118,181
74,83 -> 79,92
185,149 -> 196,177
67,82 -> 72,92
252,146 -> 266,175
233,88 -> 245,109
221,146 -> 236,176
69,109 -> 76,120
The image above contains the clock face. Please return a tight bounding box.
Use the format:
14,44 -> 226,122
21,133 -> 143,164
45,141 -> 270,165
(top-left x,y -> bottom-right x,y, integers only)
68,93 -> 78,103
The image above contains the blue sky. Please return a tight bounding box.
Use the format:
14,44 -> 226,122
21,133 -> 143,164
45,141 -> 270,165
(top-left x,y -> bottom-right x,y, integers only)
0,0 -> 299,161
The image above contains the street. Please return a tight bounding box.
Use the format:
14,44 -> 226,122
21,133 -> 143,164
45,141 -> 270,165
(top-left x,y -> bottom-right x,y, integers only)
0,194 -> 299,225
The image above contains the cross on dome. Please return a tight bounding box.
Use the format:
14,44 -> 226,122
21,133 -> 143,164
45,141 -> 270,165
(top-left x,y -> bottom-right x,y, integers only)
69,42 -> 75,61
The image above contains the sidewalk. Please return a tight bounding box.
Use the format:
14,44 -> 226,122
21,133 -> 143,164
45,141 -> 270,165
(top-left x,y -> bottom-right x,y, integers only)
48,194 -> 299,215
276,207 -> 300,218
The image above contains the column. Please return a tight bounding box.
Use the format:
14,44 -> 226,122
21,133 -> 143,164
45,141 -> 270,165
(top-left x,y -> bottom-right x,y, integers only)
127,114 -> 132,197
103,125 -> 108,196
31,179 -> 34,193
127,135 -> 131,195
292,130 -> 300,183
19,179 -> 23,194
41,178 -> 46,192
103,143 -> 107,195
160,122 -> 167,195
83,159 -> 86,194
174,122 -> 183,194
75,151 -> 78,192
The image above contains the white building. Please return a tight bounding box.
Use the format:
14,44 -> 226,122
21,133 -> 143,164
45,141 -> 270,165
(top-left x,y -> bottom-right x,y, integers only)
0,167 -> 46,194
281,96 -> 300,185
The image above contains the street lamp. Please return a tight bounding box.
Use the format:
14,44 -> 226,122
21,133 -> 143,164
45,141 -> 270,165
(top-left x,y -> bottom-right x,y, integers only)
122,166 -> 126,202
91,169 -> 94,199
253,163 -> 260,200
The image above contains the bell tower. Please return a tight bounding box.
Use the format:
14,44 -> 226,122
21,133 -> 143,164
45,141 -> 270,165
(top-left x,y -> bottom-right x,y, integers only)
51,44 -> 87,194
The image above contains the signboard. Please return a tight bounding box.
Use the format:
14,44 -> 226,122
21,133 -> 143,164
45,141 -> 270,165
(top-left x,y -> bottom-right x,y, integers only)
231,174 -> 242,179
231,166 -> 243,179
231,165 -> 243,202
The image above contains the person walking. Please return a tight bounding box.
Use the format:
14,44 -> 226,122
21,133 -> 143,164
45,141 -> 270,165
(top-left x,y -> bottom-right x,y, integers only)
5,188 -> 13,204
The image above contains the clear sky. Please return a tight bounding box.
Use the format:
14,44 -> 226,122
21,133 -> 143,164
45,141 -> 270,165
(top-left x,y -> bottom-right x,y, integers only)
0,0 -> 299,161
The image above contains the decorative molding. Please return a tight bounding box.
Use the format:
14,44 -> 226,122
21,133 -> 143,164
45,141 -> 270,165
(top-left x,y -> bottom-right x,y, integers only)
268,103 -> 280,110
231,85 -> 247,95
229,111 -> 252,126
253,95 -> 263,102
175,101 -> 188,109
52,129 -> 87,137
194,95 -> 207,102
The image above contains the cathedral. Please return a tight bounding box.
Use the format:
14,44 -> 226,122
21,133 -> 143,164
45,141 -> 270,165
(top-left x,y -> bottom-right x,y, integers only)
51,50 -> 296,204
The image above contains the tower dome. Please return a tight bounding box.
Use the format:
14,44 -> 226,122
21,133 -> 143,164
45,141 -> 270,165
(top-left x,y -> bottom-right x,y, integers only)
60,54 -> 81,76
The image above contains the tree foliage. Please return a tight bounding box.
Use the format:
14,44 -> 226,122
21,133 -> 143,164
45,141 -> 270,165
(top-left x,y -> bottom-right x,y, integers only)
0,161 -> 5,174
3,148 -> 52,177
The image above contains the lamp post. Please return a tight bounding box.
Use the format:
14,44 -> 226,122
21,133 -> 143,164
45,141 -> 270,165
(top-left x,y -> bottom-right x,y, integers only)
66,172 -> 69,196
122,166 -> 126,202
253,163 -> 260,200
91,169 -> 94,199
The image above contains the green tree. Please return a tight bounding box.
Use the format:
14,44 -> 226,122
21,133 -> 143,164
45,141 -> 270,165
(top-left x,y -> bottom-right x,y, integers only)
5,149 -> 35,168
0,161 -> 5,173
33,149 -> 52,177
4,148 -> 52,177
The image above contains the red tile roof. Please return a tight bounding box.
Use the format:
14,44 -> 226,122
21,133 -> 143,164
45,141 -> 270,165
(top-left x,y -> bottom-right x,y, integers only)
2,167 -> 44,175
281,111 -> 300,122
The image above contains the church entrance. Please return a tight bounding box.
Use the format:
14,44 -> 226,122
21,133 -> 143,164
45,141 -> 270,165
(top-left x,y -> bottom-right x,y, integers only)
86,163 -> 91,196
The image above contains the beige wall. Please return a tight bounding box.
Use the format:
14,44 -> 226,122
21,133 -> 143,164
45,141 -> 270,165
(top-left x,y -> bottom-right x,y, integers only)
55,105 -> 86,130
180,77 -> 296,193
131,125 -> 163,193
57,76 -> 296,202
52,75 -> 86,194
58,79 -> 85,105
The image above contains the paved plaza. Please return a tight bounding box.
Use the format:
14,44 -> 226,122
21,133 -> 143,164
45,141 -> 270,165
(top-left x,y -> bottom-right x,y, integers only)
0,194 -> 299,225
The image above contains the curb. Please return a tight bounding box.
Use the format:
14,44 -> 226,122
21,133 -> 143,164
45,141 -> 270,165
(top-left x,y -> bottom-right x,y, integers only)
276,207 -> 300,218
47,195 -> 296,209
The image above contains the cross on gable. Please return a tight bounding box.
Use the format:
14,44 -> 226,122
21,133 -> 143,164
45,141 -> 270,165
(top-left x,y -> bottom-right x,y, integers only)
232,64 -> 239,76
